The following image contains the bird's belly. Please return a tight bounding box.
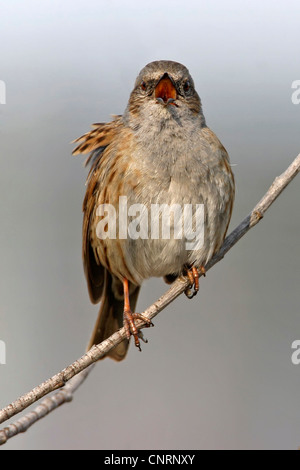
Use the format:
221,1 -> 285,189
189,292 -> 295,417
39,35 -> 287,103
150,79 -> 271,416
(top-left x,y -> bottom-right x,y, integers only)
126,237 -> 188,280
118,184 -> 213,282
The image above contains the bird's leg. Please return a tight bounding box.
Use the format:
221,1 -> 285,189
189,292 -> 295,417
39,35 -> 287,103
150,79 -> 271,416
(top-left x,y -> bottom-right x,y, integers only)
123,278 -> 153,351
184,265 -> 206,299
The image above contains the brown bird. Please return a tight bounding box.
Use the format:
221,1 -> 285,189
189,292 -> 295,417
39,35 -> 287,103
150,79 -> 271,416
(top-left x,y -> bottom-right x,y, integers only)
73,60 -> 235,360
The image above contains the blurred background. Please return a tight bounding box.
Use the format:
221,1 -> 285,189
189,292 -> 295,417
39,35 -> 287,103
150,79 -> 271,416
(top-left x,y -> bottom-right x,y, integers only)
0,0 -> 299,450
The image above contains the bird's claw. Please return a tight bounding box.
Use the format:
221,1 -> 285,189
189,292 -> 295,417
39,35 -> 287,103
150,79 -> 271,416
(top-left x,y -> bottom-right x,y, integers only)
184,265 -> 206,299
123,310 -> 154,351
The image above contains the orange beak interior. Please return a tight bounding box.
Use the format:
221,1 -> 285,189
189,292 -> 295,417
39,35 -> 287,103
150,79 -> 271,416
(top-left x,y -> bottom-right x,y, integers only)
155,74 -> 177,103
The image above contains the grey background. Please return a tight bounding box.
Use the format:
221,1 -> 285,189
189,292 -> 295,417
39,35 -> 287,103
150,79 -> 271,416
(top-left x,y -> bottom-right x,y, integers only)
0,0 -> 299,450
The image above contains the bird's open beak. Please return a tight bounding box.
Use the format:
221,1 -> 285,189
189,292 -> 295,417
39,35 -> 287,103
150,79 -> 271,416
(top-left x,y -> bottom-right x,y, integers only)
155,73 -> 177,106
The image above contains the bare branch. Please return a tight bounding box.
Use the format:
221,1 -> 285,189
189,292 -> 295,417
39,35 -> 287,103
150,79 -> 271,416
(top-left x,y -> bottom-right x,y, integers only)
0,365 -> 95,444
0,153 -> 299,445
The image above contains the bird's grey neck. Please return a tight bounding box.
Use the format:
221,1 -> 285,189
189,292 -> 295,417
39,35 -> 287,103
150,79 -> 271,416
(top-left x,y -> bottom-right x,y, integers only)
122,105 -> 207,175
123,105 -> 206,149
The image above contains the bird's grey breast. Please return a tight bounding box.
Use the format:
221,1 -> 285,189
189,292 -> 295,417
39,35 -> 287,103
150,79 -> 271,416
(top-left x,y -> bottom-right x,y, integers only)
127,113 -> 211,206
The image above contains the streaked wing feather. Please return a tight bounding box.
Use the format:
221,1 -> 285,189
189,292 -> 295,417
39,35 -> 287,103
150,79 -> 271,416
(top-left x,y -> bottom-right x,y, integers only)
73,115 -> 124,303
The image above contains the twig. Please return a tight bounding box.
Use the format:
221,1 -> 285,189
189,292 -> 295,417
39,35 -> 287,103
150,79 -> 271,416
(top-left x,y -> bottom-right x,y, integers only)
0,153 -> 299,445
0,365 -> 95,445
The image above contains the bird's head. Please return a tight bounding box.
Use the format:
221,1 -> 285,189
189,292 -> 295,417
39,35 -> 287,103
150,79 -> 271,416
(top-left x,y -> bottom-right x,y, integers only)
125,60 -> 204,126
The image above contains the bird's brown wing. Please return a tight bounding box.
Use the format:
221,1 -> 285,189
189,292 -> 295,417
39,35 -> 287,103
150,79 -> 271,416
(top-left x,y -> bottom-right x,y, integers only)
73,116 -> 140,360
201,127 -> 235,246
72,116 -> 123,303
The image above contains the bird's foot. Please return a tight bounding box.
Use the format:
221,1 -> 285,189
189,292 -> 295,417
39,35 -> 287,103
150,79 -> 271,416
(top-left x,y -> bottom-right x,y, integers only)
184,265 -> 206,299
123,310 -> 154,351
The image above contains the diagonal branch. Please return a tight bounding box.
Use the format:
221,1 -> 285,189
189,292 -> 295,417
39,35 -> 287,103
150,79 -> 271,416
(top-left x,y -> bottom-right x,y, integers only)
0,153 -> 299,445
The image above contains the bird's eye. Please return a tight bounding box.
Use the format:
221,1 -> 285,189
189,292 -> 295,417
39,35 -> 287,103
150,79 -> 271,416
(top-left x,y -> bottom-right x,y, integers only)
140,81 -> 147,91
183,80 -> 191,93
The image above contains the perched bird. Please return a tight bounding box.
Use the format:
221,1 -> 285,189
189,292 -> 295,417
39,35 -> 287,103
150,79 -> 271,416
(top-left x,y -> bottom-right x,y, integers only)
73,60 -> 235,360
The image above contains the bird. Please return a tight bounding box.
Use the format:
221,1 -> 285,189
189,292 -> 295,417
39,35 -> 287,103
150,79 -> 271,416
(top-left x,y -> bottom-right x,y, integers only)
73,60 -> 235,361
